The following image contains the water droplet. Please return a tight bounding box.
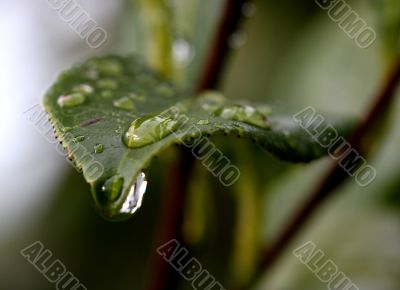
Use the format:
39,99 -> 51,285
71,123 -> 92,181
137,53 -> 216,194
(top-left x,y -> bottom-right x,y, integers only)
57,93 -> 85,108
215,105 -> 269,128
101,90 -> 113,98
97,79 -> 118,90
242,2 -> 256,17
214,124 -> 226,130
228,31 -> 247,49
173,38 -> 195,67
129,93 -> 145,102
94,143 -> 104,154
199,91 -> 226,112
74,135 -> 85,142
101,175 -> 124,202
122,111 -> 181,148
113,96 -> 135,110
73,84 -> 94,95
61,126 -> 72,133
115,125 -> 124,134
92,59 -> 123,76
85,69 -> 98,80
119,172 -> 147,214
197,119 -> 209,125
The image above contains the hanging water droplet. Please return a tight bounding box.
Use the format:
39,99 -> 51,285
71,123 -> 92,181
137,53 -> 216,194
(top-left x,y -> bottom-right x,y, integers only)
73,84 -> 94,95
119,172 -> 147,214
215,105 -> 269,128
57,93 -> 85,108
242,2 -> 257,17
122,111 -> 181,148
94,143 -> 104,154
113,96 -> 135,110
73,135 -> 85,142
173,38 -> 195,67
228,31 -> 247,49
101,175 -> 124,202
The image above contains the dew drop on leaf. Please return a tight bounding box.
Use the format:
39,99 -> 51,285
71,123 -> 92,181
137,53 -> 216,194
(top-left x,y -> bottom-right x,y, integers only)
215,105 -> 269,128
119,172 -> 147,214
74,135 -> 85,142
122,112 -> 181,148
101,90 -> 113,98
94,143 -> 104,154
129,92 -> 145,102
90,58 -> 123,76
97,79 -> 118,90
199,90 -> 226,112
85,68 -> 98,80
113,96 -> 135,110
73,84 -> 94,95
197,119 -> 209,125
57,93 -> 85,108
61,126 -> 72,133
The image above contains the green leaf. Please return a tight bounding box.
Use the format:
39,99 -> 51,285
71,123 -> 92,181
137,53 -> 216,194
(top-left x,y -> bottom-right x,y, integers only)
43,55 -> 353,221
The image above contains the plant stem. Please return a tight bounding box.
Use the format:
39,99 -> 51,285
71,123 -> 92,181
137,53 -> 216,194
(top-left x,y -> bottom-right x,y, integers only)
245,57 -> 400,289
144,150 -> 195,290
195,0 -> 247,91
145,1 -> 248,290
137,0 -> 174,78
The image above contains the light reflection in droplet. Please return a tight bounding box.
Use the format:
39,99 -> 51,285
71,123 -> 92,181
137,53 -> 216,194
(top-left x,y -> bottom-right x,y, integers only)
120,172 -> 147,214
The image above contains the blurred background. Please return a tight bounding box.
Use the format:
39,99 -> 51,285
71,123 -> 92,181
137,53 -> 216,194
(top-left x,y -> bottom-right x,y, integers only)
0,0 -> 399,289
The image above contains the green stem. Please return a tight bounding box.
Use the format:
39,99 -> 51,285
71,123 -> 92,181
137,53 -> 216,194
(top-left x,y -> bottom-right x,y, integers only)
137,0 -> 173,78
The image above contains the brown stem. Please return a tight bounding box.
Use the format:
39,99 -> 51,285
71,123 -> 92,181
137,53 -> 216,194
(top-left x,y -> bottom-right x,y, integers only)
245,57 -> 400,289
144,150 -> 195,290
145,1 -> 248,290
196,0 -> 248,91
